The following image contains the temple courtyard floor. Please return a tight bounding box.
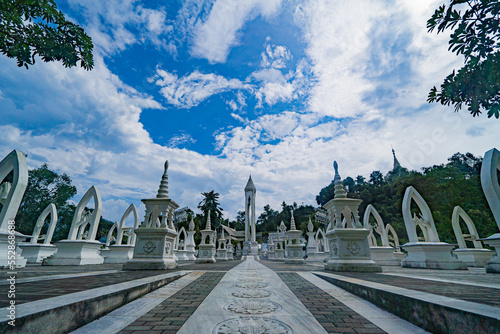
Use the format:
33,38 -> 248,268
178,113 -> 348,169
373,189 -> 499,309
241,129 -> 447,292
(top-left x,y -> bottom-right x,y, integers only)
1,256 -> 499,334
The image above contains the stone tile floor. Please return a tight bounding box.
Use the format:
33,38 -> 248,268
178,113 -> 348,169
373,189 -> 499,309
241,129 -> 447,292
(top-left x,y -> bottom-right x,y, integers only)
3,257 -> 500,333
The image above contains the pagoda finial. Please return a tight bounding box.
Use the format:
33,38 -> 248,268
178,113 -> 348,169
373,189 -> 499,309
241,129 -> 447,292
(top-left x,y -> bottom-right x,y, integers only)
307,217 -> 314,232
245,175 -> 256,192
206,209 -> 212,230
333,161 -> 347,199
392,147 -> 401,170
188,216 -> 195,231
290,209 -> 296,230
156,160 -> 169,198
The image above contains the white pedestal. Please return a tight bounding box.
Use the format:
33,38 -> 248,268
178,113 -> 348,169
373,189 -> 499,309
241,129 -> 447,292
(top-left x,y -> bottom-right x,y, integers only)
43,240 -> 104,266
0,232 -> 27,268
175,250 -> 190,262
250,241 -> 259,255
268,250 -> 275,260
394,251 -> 406,262
325,228 -> 382,272
401,242 -> 467,270
273,249 -> 285,261
242,241 -> 250,255
306,251 -> 328,262
227,244 -> 234,260
123,227 -> 177,270
185,244 -> 197,261
453,248 -> 495,267
216,248 -> 228,261
19,243 -> 57,264
480,233 -> 500,273
370,246 -> 402,266
196,244 -> 216,263
285,244 -> 305,264
101,245 -> 134,264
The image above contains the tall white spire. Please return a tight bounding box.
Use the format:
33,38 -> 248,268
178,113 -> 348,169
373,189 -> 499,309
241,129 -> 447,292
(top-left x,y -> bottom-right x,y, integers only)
188,215 -> 195,231
206,209 -> 212,230
290,209 -> 296,230
156,160 -> 169,198
333,161 -> 347,199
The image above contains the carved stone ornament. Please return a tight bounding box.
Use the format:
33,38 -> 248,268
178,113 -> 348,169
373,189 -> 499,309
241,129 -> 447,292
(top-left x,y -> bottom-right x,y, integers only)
347,241 -> 360,255
231,289 -> 272,299
331,240 -> 338,255
224,301 -> 281,315
143,241 -> 157,254
165,241 -> 171,254
212,316 -> 292,334
234,282 -> 269,289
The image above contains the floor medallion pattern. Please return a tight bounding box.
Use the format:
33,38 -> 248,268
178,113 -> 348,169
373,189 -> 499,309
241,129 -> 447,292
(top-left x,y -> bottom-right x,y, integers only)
213,316 -> 293,334
225,300 -> 281,315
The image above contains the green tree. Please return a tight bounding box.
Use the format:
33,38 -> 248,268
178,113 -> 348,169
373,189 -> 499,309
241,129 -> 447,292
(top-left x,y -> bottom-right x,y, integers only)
198,190 -> 223,229
427,0 -> 500,118
0,0 -> 94,69
14,163 -> 76,236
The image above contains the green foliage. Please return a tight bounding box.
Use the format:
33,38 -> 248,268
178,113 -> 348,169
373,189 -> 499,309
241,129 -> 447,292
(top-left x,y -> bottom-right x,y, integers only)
256,202 -> 315,236
14,163 -> 76,238
316,152 -> 497,244
96,217 -> 114,243
427,0 -> 500,118
0,0 -> 94,69
198,190 -> 224,229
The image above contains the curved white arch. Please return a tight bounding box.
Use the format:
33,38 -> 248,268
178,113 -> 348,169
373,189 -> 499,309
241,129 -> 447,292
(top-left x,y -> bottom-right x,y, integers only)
452,206 -> 483,249
0,150 -> 28,231
315,228 -> 329,252
177,226 -> 187,251
106,222 -> 118,247
402,186 -> 440,243
363,204 -> 389,246
118,204 -> 139,245
385,224 -> 400,248
481,148 -> 500,229
68,186 -> 102,241
31,203 -> 58,245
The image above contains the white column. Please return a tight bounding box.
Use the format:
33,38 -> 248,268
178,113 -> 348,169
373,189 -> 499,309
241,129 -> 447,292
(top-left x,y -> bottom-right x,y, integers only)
251,193 -> 256,243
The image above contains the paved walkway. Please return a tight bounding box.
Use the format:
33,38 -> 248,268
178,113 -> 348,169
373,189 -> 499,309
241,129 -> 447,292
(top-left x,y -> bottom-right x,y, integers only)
76,257 -> 427,334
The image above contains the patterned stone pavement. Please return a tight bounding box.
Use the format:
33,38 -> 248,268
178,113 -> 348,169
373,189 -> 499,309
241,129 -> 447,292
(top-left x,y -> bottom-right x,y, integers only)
118,272 -> 225,334
279,272 -> 386,334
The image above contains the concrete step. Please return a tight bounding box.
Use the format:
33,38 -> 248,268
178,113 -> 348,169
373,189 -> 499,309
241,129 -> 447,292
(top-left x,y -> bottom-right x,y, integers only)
0,271 -> 189,334
314,272 -> 500,334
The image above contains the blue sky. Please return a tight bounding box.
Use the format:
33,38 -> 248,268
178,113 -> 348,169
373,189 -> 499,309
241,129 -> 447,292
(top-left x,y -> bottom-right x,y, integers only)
1,0 -> 498,224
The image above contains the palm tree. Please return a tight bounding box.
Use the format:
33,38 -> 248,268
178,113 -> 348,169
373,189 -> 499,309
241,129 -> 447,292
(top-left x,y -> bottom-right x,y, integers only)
198,190 -> 223,229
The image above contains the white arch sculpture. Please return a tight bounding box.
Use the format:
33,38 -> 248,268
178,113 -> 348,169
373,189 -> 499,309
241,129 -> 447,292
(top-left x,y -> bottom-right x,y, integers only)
402,186 -> 440,243
185,216 -> 196,261
315,228 -> 329,253
400,186 -> 466,270
363,204 -> 389,247
68,186 -> 102,241
19,203 -> 59,263
362,204 -> 402,266
451,205 -> 494,267
101,203 -> 140,264
175,226 -> 190,261
0,150 -> 28,268
306,218 -> 326,262
43,185 -> 105,266
479,148 -> 500,273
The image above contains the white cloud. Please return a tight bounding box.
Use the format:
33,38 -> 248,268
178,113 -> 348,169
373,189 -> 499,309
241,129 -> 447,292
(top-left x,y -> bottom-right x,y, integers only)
260,44 -> 292,69
190,0 -> 283,63
152,69 -> 251,108
169,132 -> 197,148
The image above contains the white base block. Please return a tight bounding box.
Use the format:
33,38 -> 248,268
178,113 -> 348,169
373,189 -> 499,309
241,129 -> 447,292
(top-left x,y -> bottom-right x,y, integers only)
401,242 -> 467,270
185,246 -> 197,261
101,245 -> 134,264
227,248 -> 234,260
175,250 -> 190,262
394,251 -> 406,262
370,247 -> 402,266
480,233 -> 500,273
453,248 -> 495,267
0,231 -> 27,268
267,251 -> 275,260
325,228 -> 382,272
273,249 -> 285,261
285,244 -> 305,264
216,249 -> 228,261
306,251 -> 328,262
43,240 -> 104,266
19,243 -> 57,263
196,244 -> 216,263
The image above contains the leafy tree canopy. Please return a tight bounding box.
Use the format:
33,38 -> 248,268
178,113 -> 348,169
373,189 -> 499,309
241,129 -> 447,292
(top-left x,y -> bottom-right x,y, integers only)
0,0 -> 94,69
427,0 -> 500,118
316,152 -> 497,245
198,190 -> 224,229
